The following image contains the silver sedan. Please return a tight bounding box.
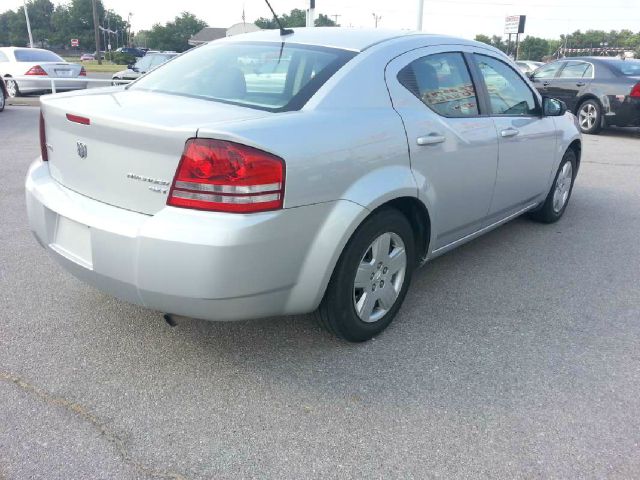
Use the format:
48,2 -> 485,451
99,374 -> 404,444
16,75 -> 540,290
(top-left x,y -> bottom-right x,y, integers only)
26,28 -> 581,341
0,47 -> 87,97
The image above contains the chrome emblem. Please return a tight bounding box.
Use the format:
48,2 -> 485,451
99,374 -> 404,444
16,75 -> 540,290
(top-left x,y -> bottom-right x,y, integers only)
76,141 -> 88,159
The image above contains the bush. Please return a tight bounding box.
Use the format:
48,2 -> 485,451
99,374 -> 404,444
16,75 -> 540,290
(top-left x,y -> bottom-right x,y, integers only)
104,51 -> 136,65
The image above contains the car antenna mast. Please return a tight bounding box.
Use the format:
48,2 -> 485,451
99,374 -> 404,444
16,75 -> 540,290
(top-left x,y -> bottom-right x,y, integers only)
263,0 -> 294,36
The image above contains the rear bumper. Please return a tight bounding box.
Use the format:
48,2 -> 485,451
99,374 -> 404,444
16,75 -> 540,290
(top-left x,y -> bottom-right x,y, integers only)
16,78 -> 88,93
26,160 -> 366,321
606,96 -> 640,127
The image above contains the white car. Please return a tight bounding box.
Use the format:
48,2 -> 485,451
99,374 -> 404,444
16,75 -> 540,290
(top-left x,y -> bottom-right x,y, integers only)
0,47 -> 87,97
26,28 -> 581,341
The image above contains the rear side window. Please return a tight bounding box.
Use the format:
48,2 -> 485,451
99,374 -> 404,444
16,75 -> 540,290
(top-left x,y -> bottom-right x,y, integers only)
475,54 -> 538,116
559,61 -> 592,78
398,52 -> 479,117
606,60 -> 640,76
131,42 -> 356,112
14,49 -> 64,62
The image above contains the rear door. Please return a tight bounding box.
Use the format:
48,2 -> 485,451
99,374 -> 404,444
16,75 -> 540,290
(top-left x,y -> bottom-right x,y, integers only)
386,47 -> 499,249
472,53 -> 557,219
553,60 -> 594,111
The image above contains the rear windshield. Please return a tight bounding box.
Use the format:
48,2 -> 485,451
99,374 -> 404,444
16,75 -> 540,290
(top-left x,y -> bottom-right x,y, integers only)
606,59 -> 640,76
130,41 -> 356,112
14,49 -> 64,62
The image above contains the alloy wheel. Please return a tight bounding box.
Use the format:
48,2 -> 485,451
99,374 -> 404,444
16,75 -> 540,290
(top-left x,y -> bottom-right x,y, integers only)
353,232 -> 407,323
579,103 -> 597,131
5,79 -> 17,98
553,161 -> 573,213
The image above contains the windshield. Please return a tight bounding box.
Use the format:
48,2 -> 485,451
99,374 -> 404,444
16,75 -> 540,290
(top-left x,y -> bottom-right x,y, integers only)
14,49 -> 64,62
130,41 -> 356,112
606,59 -> 640,76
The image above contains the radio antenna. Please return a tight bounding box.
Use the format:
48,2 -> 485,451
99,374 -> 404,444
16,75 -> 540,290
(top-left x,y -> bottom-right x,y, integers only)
263,0 -> 294,36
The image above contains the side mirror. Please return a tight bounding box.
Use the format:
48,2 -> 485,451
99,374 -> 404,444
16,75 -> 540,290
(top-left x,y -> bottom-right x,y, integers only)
543,97 -> 567,117
526,71 -> 534,80
127,63 -> 134,69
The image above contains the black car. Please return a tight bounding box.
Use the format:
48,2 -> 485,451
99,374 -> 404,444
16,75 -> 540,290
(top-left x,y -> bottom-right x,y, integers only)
529,57 -> 640,134
116,47 -> 146,58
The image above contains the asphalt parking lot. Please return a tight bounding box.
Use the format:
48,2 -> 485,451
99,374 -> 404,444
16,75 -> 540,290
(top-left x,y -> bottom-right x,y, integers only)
1,105 -> 639,479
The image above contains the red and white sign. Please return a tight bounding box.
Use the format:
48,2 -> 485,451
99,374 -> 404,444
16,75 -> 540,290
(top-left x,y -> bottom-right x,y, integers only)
71,38 -> 79,47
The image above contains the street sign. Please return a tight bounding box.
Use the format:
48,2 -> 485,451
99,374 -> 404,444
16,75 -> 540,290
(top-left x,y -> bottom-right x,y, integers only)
504,15 -> 526,34
71,38 -> 79,47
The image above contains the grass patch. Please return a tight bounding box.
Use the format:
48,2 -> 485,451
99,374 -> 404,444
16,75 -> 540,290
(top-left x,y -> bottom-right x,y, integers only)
62,58 -> 124,73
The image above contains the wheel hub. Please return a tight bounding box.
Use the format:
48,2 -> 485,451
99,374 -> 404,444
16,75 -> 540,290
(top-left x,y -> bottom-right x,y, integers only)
353,232 -> 407,323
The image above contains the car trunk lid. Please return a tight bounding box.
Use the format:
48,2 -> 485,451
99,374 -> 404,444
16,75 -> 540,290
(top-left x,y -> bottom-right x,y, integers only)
38,62 -> 83,78
41,89 -> 271,214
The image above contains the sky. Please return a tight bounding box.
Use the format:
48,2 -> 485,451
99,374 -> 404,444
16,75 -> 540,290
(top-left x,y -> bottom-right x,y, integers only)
2,0 -> 639,40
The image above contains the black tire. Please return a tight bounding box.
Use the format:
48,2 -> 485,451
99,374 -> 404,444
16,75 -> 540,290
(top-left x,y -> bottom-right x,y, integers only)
576,99 -> 602,134
528,149 -> 577,224
0,91 -> 5,112
5,78 -> 19,98
316,208 -> 416,342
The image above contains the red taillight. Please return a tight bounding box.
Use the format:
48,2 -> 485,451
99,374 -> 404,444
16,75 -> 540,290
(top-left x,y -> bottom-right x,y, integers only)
79,67 -> 87,76
167,138 -> 285,213
631,82 -> 640,98
39,111 -> 48,161
25,65 -> 47,76
66,113 -> 91,125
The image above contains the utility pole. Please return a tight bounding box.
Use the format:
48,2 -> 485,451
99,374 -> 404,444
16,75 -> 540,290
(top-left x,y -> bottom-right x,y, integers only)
331,14 -> 341,25
306,0 -> 315,27
23,0 -> 34,48
372,13 -> 381,28
416,0 -> 424,31
91,0 -> 102,64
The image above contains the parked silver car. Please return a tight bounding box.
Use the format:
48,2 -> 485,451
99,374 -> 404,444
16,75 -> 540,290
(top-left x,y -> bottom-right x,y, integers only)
111,52 -> 177,85
0,47 -> 87,97
26,28 -> 581,341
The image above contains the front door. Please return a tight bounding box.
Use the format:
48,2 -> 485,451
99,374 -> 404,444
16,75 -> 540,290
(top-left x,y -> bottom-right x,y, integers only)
386,48 -> 499,249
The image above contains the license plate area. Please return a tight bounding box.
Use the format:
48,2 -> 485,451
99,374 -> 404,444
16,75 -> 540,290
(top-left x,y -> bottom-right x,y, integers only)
54,69 -> 72,77
50,216 -> 93,269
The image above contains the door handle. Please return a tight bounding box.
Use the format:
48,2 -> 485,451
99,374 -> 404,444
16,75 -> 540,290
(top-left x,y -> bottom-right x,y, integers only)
416,133 -> 445,146
542,81 -> 550,87
576,81 -> 586,87
500,127 -> 519,138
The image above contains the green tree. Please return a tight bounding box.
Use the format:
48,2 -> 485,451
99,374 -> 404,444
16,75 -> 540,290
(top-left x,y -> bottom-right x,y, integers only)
255,8 -> 337,29
146,12 -> 206,52
519,36 -> 550,61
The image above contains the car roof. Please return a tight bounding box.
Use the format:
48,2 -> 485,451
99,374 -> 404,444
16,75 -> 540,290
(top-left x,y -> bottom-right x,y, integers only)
219,27 -> 475,52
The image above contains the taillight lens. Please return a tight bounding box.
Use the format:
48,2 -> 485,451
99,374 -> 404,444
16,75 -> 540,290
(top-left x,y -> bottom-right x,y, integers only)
631,82 -> 640,98
39,111 -> 48,161
167,138 -> 285,213
79,66 -> 87,76
25,65 -> 47,76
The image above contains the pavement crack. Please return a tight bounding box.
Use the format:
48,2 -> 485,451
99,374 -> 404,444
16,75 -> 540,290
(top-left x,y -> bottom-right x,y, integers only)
583,160 -> 640,168
0,371 -> 188,480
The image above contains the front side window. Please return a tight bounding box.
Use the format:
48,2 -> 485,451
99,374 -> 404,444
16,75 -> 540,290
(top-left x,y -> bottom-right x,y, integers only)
135,56 -> 153,71
559,61 -> 592,78
533,62 -> 562,79
475,54 -> 538,116
397,52 -> 479,118
14,49 -> 64,63
130,42 -> 356,112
